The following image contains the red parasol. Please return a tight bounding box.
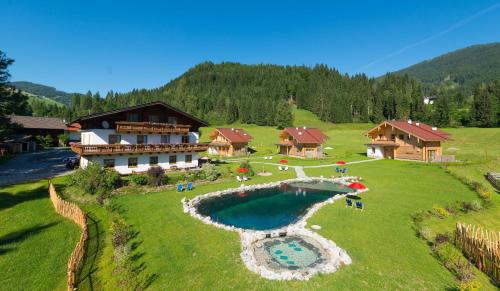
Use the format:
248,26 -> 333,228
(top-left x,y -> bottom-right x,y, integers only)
349,182 -> 366,190
336,160 -> 346,165
238,167 -> 249,173
238,192 -> 247,197
279,159 -> 288,164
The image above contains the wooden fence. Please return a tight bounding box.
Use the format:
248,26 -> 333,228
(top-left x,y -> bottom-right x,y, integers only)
455,222 -> 500,284
48,180 -> 88,291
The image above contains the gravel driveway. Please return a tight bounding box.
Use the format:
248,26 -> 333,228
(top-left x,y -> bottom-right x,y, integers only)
0,148 -> 74,187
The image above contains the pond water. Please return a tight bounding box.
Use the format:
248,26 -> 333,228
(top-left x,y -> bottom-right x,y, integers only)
196,181 -> 352,230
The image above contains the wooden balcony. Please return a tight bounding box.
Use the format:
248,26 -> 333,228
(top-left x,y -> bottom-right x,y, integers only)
71,143 -> 209,156
115,121 -> 191,134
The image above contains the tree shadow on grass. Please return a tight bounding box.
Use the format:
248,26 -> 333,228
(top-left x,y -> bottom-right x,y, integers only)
0,222 -> 59,255
0,184 -> 48,211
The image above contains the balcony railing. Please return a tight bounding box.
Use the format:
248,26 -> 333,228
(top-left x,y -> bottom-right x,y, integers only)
115,121 -> 191,134
71,143 -> 209,156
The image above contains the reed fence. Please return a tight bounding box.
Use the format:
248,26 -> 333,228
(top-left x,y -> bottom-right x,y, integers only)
455,222 -> 500,284
48,180 -> 88,291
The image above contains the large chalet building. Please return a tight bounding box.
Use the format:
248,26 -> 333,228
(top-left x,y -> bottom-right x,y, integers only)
208,128 -> 252,156
365,120 -> 450,162
277,127 -> 328,158
71,102 -> 209,174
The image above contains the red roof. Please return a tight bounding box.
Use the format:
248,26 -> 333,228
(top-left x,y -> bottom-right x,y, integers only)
66,122 -> 81,132
368,120 -> 450,141
216,128 -> 252,143
284,127 -> 328,144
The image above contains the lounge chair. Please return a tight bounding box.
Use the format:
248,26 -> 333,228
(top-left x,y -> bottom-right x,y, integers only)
342,168 -> 347,174
355,201 -> 363,211
345,198 -> 353,207
269,156 -> 273,160
243,176 -> 248,181
176,184 -> 184,192
187,182 -> 193,191
336,167 -> 340,173
278,166 -> 283,171
264,156 -> 269,160
284,166 -> 288,171
236,176 -> 243,182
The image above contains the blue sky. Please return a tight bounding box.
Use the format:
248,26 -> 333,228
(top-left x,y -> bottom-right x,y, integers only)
2,0 -> 500,94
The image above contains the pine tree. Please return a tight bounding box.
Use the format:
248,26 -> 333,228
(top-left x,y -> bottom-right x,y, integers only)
274,100 -> 293,129
471,83 -> 495,127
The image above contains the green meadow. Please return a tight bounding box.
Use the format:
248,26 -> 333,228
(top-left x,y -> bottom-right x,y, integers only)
1,108 -> 498,290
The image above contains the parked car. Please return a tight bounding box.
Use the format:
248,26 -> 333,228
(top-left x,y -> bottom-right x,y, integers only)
65,156 -> 80,169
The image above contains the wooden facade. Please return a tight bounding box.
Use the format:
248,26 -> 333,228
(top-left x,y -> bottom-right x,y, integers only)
277,127 -> 327,159
208,128 -> 252,157
365,120 -> 449,162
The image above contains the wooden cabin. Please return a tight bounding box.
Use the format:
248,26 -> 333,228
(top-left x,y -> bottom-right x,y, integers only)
365,120 -> 450,161
277,127 -> 327,159
208,128 -> 252,157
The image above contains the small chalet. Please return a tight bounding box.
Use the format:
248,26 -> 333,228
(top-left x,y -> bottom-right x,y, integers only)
277,127 -> 328,158
208,128 -> 252,156
365,120 -> 450,161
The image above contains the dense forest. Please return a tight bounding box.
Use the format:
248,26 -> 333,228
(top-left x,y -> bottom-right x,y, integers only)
11,81 -> 73,105
28,61 -> 499,128
395,43 -> 500,94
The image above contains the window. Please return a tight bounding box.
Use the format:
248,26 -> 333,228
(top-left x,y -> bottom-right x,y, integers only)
108,134 -> 121,144
181,135 -> 190,143
371,147 -> 375,154
148,115 -> 159,123
137,135 -> 148,144
391,134 -> 396,140
127,113 -> 139,122
168,116 -> 177,124
185,154 -> 192,163
169,155 -> 177,164
149,156 -> 158,166
378,134 -> 383,139
398,134 -> 404,140
161,135 -> 170,143
128,157 -> 138,168
103,159 -> 115,168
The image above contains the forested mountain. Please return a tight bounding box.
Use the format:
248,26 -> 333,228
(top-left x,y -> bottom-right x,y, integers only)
394,43 -> 500,94
11,81 -> 74,105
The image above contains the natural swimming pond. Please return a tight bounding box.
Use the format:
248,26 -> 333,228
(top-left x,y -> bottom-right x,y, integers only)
195,181 -> 352,230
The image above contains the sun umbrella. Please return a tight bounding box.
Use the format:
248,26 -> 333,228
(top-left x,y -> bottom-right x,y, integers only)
238,167 -> 249,173
336,160 -> 346,165
349,182 -> 366,190
279,159 -> 288,164
238,192 -> 247,197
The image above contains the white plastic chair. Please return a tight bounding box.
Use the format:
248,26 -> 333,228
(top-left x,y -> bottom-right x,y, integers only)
236,176 -> 242,182
243,176 -> 248,181
284,166 -> 288,171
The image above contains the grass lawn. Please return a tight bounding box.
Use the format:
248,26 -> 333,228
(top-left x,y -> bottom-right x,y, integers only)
109,160 -> 496,290
0,180 -> 81,291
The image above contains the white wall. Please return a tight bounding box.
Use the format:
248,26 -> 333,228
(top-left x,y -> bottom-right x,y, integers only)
367,145 -> 384,158
83,152 -> 199,174
81,129 -> 196,145
208,146 -> 218,154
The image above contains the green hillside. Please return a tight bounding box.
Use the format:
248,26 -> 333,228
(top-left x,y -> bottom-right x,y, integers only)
394,43 -> 500,93
11,81 -> 74,105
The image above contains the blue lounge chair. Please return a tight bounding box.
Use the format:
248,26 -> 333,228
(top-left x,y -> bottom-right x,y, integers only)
177,184 -> 184,192
187,182 -> 193,191
336,167 -> 340,173
345,198 -> 353,207
355,201 -> 363,211
342,168 -> 347,174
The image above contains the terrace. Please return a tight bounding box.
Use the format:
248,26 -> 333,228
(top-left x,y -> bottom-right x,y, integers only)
71,143 -> 209,156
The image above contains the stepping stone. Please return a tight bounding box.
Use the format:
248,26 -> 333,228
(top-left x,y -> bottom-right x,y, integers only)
288,243 -> 296,247
287,261 -> 295,265
294,247 -> 302,252
280,255 -> 288,260
275,250 -> 283,255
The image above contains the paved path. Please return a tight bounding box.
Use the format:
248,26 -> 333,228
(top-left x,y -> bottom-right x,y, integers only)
294,166 -> 307,178
234,158 -> 382,169
0,148 -> 74,187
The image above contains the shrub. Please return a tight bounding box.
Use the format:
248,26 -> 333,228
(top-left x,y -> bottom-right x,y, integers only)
236,160 -> 254,176
129,173 -> 148,185
57,133 -> 69,146
433,204 -> 450,219
476,187 -> 492,200
418,226 -> 432,241
461,200 -> 482,213
165,172 -> 187,185
202,163 -> 219,181
68,162 -> 120,195
147,166 -> 165,186
110,217 -> 130,266
458,280 -> 481,291
36,134 -> 53,148
434,233 -> 450,245
470,200 -> 482,211
434,242 -> 476,283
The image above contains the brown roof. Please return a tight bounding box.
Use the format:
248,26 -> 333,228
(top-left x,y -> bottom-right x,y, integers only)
284,127 -> 328,144
367,120 -> 450,141
215,128 -> 252,143
9,115 -> 68,130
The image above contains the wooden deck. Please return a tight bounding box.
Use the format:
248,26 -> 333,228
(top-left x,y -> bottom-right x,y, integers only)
116,121 -> 190,134
71,143 -> 208,156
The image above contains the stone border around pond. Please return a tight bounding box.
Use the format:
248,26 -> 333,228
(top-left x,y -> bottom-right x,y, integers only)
181,176 -> 369,281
